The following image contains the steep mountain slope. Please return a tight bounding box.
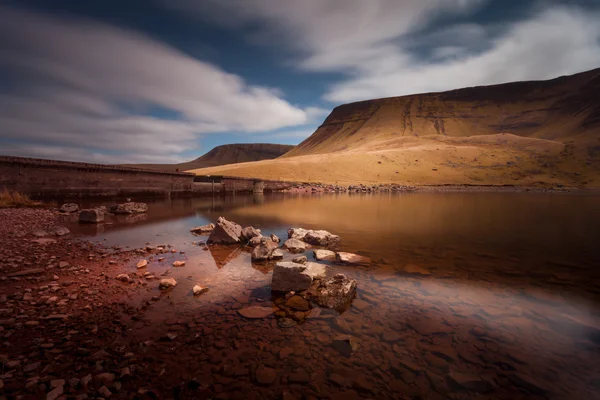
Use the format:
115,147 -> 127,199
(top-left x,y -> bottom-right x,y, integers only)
190,69 -> 600,187
127,143 -> 294,172
284,68 -> 600,156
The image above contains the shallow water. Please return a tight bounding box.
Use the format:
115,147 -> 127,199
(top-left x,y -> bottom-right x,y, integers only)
71,192 -> 600,399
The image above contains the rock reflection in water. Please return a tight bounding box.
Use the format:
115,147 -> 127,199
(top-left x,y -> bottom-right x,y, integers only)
76,192 -> 600,399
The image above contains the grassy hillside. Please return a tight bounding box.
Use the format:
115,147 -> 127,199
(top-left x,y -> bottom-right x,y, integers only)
125,143 -> 294,172
189,69 -> 600,187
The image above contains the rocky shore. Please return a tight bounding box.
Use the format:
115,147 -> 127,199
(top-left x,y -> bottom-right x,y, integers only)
284,182 -> 584,194
1,205 -> 598,400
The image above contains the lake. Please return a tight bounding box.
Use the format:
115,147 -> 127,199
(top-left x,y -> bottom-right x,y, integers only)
70,192 -> 600,399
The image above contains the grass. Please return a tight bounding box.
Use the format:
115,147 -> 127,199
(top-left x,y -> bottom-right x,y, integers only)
0,189 -> 42,208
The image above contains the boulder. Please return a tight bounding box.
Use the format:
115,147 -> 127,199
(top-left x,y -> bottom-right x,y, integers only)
110,202 -> 148,214
271,249 -> 284,260
249,235 -> 264,246
303,262 -> 327,280
79,209 -> 104,224
314,273 -> 357,310
304,230 -> 340,246
270,234 -> 280,243
136,259 -> 148,268
172,261 -> 185,267
159,278 -> 177,289
314,249 -> 336,261
336,252 -> 371,265
60,203 -> 79,213
241,226 -> 262,242
271,262 -> 313,292
288,227 -> 340,247
251,238 -> 279,261
287,228 -> 310,240
207,216 -> 242,244
282,238 -> 309,253
190,223 -> 215,234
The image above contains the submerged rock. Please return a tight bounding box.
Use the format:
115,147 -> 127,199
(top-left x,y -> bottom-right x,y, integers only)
332,335 -> 360,357
238,306 -> 274,319
79,209 -> 104,224
251,238 -> 279,261
172,261 -> 186,267
207,216 -> 242,244
282,238 -> 309,253
190,223 -> 215,234
336,252 -> 371,265
314,249 -> 336,261
314,273 -> 357,310
110,202 -> 148,214
60,203 -> 79,213
285,295 -> 311,311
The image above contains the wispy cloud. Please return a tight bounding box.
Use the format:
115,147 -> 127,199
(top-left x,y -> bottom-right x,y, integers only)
0,6 -> 314,163
172,0 -> 600,102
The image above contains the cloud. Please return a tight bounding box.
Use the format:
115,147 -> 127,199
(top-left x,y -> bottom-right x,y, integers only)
0,6 -> 313,163
172,0 -> 600,103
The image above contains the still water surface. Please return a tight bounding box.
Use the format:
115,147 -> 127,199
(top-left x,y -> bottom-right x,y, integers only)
73,192 -> 600,399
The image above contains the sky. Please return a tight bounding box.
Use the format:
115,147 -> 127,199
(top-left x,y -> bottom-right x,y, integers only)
0,0 -> 599,164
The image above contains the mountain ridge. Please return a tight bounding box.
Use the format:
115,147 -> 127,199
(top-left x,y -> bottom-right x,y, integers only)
125,143 -> 295,172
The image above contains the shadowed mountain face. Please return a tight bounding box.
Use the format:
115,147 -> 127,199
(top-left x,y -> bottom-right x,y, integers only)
190,69 -> 600,187
127,143 -> 295,172
284,68 -> 600,157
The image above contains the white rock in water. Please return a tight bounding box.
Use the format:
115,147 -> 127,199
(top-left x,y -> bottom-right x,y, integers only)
136,259 -> 148,268
159,278 -> 177,289
172,261 -> 186,267
282,238 -> 309,253
303,262 -> 327,280
313,249 -> 336,261
193,285 -> 209,295
110,202 -> 148,214
288,227 -> 340,246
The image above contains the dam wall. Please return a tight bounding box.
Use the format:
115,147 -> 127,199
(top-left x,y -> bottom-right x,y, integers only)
0,156 -> 195,199
0,156 -> 294,199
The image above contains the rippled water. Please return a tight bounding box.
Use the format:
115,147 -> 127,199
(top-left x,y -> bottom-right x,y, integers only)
71,192 -> 600,399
